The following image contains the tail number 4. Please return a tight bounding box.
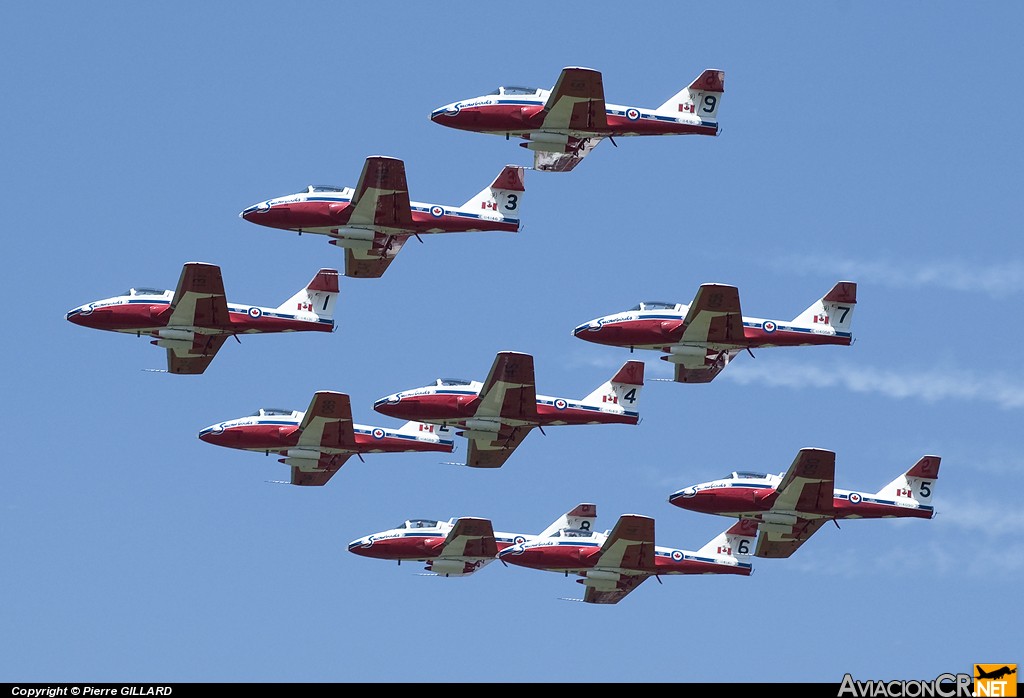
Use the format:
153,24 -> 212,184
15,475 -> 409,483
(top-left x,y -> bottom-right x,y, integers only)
622,388 -> 637,404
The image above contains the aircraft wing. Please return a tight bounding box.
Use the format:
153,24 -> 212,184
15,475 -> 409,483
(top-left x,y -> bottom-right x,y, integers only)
289,453 -> 353,486
166,334 -> 228,375
772,448 -> 836,516
346,156 -> 414,228
540,67 -> 608,132
440,517 -> 499,560
582,575 -> 648,605
532,136 -> 604,173
296,391 -> 357,451
465,425 -> 534,468
342,235 -> 408,278
754,517 -> 828,558
668,348 -> 739,384
679,283 -> 745,346
596,514 -> 656,571
474,351 -> 539,423
167,262 -> 230,329
577,515 -> 656,604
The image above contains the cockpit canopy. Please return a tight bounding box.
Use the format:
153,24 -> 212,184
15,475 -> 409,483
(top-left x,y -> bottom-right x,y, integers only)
550,528 -> 595,538
628,301 -> 678,311
485,85 -> 542,97
125,287 -> 168,297
436,378 -> 471,386
248,408 -> 295,417
307,185 -> 346,193
397,519 -> 439,530
728,471 -> 768,480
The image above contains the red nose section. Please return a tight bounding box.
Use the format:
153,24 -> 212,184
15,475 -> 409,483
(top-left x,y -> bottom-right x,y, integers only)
66,310 -> 94,328
241,202 -> 342,231
575,319 -> 684,348
374,395 -> 470,421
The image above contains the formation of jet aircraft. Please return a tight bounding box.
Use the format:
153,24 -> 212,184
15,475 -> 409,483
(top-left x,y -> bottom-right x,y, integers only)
198,391 -> 454,486
373,351 -> 644,467
66,263 -> 339,374
349,503 -> 758,604
573,281 -> 856,383
347,504 -> 598,578
66,64 -> 940,606
240,156 -> 525,278
431,66 -> 724,172
669,449 -> 940,558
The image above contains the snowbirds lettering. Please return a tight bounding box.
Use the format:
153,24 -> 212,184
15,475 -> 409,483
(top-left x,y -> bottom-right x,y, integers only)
373,351 -> 644,468
431,66 -> 723,172
66,263 -> 339,375
574,281 -> 856,383
240,155 -> 525,278
348,504 -> 600,578
498,508 -> 756,605
198,391 -> 454,486
668,449 -> 940,558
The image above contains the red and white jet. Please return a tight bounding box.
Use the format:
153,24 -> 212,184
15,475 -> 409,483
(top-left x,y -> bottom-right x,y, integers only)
372,351 -> 644,468
430,67 -> 723,172
66,263 -> 339,374
498,510 -> 756,604
573,281 -> 857,383
668,449 -> 941,558
239,155 -> 525,278
198,391 -> 454,486
348,503 -> 599,578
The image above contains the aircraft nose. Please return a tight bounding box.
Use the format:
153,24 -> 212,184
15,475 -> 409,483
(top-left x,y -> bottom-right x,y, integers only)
197,423 -> 227,444
572,318 -> 602,338
497,546 -> 529,566
347,538 -> 369,553
65,304 -> 94,327
430,102 -> 462,123
373,394 -> 401,415
668,486 -> 700,507
239,201 -> 271,222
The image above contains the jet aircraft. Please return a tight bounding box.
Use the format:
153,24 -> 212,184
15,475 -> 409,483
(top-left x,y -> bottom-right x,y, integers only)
573,281 -> 856,383
373,351 -> 644,467
198,391 -> 454,486
498,510 -> 756,604
430,66 -> 723,172
240,156 -> 525,277
668,449 -> 940,558
66,263 -> 339,374
348,504 -> 599,577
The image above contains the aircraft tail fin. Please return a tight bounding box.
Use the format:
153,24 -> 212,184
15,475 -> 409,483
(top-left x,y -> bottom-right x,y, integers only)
277,268 -> 340,321
656,69 -> 725,121
460,165 -> 525,224
581,360 -> 644,414
396,421 -> 455,446
791,281 -> 857,337
538,503 -> 598,538
696,519 -> 758,564
874,455 -> 941,507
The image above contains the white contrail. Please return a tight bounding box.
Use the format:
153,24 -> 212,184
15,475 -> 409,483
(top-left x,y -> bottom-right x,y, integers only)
723,361 -> 1024,409
777,256 -> 1024,298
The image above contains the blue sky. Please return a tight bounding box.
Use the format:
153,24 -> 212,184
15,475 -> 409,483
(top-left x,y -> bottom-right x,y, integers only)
3,1 -> 1021,684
